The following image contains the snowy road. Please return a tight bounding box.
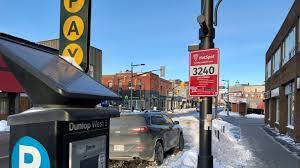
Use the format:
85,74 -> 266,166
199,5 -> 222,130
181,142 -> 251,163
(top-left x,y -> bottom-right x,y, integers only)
110,109 -> 254,168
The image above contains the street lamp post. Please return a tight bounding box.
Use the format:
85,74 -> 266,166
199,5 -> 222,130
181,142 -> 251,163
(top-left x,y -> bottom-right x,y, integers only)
130,63 -> 145,111
170,81 -> 179,112
198,0 -> 217,168
222,79 -> 230,116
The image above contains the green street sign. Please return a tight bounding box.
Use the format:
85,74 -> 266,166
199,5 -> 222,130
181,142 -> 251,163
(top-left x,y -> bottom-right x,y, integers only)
59,0 -> 91,72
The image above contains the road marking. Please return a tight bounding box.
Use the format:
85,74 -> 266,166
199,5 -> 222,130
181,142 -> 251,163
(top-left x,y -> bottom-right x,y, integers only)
0,155 -> 9,159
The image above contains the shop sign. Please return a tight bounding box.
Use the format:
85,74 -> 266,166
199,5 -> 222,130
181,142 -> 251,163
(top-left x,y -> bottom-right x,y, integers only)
264,91 -> 271,99
271,88 -> 280,98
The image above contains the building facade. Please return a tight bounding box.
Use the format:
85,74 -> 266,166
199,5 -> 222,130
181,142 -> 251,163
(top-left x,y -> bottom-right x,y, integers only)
218,82 -> 228,106
0,56 -> 26,120
38,39 -> 103,82
168,80 -> 191,109
102,72 -> 173,111
265,0 -> 300,142
229,83 -> 265,114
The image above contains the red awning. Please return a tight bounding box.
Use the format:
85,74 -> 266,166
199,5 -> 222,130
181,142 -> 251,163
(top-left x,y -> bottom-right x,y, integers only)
0,71 -> 24,93
0,56 -> 7,68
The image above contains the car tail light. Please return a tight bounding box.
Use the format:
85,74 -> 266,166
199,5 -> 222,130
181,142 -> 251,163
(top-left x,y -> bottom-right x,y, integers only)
131,126 -> 149,133
135,144 -> 145,152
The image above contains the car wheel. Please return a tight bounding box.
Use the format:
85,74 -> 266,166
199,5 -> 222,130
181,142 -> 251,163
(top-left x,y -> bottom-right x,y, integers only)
155,141 -> 164,166
178,133 -> 184,151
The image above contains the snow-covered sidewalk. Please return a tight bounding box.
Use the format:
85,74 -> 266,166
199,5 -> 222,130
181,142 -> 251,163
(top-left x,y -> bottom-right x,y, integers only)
171,108 -> 196,114
156,111 -> 254,168
0,120 -> 9,132
218,110 -> 264,119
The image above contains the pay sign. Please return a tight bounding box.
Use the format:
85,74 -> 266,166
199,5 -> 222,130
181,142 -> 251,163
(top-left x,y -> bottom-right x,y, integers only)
59,0 -> 91,72
189,49 -> 220,97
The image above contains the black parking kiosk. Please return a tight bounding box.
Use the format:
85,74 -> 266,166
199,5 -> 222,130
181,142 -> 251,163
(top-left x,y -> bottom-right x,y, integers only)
0,34 -> 120,168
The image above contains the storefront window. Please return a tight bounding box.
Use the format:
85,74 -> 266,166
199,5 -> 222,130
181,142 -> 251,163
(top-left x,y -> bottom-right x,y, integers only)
108,81 -> 113,88
286,82 -> 295,127
298,17 -> 300,52
118,80 -> 122,88
273,47 -> 281,73
283,27 -> 296,65
268,100 -> 271,120
266,59 -> 272,79
275,98 -> 280,123
0,98 -> 9,115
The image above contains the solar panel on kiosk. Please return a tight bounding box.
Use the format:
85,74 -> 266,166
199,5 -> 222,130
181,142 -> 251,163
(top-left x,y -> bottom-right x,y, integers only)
0,35 -> 120,107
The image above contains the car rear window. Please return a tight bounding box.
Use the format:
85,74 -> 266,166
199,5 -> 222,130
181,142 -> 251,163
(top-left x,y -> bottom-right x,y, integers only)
110,115 -> 146,128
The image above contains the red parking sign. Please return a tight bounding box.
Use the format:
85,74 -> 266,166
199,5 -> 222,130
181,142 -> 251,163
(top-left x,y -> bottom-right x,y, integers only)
189,49 -> 219,97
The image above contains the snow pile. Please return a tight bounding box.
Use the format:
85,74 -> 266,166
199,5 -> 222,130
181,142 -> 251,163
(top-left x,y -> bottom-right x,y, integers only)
161,116 -> 199,168
212,119 -> 241,142
245,114 -> 264,119
212,119 -> 254,167
172,108 -> 196,114
161,116 -> 252,168
217,110 -> 240,117
276,135 -> 300,150
157,116 -> 223,168
0,120 -> 10,132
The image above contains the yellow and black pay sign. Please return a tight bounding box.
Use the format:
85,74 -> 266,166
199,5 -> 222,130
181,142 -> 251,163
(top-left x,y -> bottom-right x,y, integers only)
59,0 -> 91,72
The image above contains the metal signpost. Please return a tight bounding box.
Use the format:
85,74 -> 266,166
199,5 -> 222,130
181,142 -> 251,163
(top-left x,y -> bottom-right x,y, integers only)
59,0 -> 91,72
189,0 -> 223,167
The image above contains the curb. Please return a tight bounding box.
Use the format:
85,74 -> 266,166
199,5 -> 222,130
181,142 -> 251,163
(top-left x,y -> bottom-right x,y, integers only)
262,126 -> 300,157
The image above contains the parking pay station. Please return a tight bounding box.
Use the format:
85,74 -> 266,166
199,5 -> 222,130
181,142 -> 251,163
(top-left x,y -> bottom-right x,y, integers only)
0,34 -> 120,168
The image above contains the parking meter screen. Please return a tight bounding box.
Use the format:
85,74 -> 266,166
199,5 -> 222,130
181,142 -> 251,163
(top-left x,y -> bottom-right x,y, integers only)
0,38 -> 119,98
69,136 -> 106,168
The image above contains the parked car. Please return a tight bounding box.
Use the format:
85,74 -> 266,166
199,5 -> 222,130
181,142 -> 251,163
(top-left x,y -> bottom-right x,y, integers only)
109,111 -> 184,165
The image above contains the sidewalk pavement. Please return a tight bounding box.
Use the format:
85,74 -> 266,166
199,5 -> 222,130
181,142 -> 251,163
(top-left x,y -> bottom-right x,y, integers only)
219,113 -> 300,168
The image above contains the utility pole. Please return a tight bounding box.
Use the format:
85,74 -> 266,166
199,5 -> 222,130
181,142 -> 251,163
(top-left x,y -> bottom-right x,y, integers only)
198,0 -> 215,168
130,62 -> 133,111
130,63 -> 145,111
227,80 -> 230,115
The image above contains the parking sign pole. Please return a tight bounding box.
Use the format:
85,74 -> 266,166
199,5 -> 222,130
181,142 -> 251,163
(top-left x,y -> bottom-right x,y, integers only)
198,0 -> 214,168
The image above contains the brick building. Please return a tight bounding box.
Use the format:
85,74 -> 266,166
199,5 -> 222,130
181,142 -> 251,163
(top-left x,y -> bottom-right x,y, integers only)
265,0 -> 300,141
102,71 -> 172,111
229,83 -> 265,114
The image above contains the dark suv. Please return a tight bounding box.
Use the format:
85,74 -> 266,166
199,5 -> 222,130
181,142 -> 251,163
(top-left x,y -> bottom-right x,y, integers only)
109,111 -> 184,165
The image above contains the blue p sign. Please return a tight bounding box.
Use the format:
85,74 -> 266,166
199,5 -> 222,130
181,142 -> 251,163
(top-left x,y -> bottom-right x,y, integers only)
11,136 -> 50,168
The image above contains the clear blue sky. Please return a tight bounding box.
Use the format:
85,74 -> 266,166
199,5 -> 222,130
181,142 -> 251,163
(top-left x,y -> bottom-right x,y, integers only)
0,0 -> 294,85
